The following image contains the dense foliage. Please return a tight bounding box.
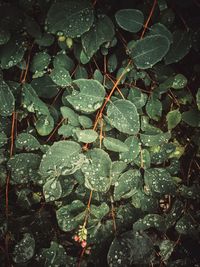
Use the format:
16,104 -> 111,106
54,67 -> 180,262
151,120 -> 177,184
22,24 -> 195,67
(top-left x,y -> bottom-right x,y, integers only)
0,0 -> 200,266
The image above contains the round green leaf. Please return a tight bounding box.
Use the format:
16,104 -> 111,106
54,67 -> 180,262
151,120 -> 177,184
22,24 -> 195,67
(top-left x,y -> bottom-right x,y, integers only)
164,30 -> 191,64
40,242 -> 68,267
131,35 -> 170,69
115,9 -> 144,33
108,231 -> 153,266
43,177 -> 62,202
31,74 -> 59,99
148,23 -> 173,44
60,106 -> 80,126
46,0 -> 94,38
67,79 -> 105,113
30,52 -> 50,73
50,67 -> 72,87
12,233 -> 35,264
22,84 -> 50,116
0,131 -> 7,147
75,129 -> 98,143
181,109 -> 200,127
35,115 -> 54,136
171,74 -> 187,89
103,137 -> 129,152
56,200 -> 85,231
107,100 -> 140,135
166,109 -> 181,130
16,133 -> 41,151
146,95 -> 162,121
196,88 -> 200,110
53,52 -> 74,72
8,153 -> 41,184
114,170 -> 142,201
107,54 -> 118,73
82,15 -> 114,59
144,168 -> 176,194
78,115 -> 93,128
82,148 -> 112,192
119,136 -> 140,163
140,132 -> 171,147
0,36 -> 25,69
0,81 -> 15,116
0,28 -> 10,45
39,141 -> 84,179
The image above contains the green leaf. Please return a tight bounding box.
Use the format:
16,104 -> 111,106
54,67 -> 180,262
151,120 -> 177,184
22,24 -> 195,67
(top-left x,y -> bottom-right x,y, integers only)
196,88 -> 200,110
78,115 -> 93,128
82,148 -> 112,192
31,74 -> 59,99
50,67 -> 72,87
58,124 -> 74,138
90,202 -> 109,221
35,33 -> 55,47
39,141 -> 84,180
103,137 -> 129,152
93,69 -> 103,83
8,153 -> 41,184
56,200 -> 85,231
40,241 -> 68,267
67,79 -> 105,113
144,168 -> 176,194
171,74 -> 187,89
119,136 -> 140,163
111,161 -> 127,184
15,133 -> 41,151
0,132 -> 7,147
46,0 -> 94,38
74,65 -> 88,79
166,109 -> 181,130
107,100 -> 140,134
43,177 -> 62,202
75,129 -> 98,143
60,106 -> 79,126
0,36 -> 25,69
82,15 -> 115,59
22,84 -> 50,116
178,184 -> 200,199
53,51 -> 74,72
30,52 -> 51,73
133,214 -> 166,232
175,215 -> 196,235
114,170 -> 142,200
165,30 -> 191,64
140,132 -> 171,146
0,28 -> 10,45
127,87 -> 147,109
181,109 -> 200,127
159,240 -> 174,262
107,54 -> 118,73
12,233 -> 35,264
0,81 -> 15,116
107,231 -> 153,266
115,9 -> 144,33
146,95 -> 162,121
24,15 -> 42,39
131,35 -> 170,69
131,189 -> 158,212
150,143 -> 175,165
35,115 -> 54,136
148,23 -> 173,44
133,148 -> 151,169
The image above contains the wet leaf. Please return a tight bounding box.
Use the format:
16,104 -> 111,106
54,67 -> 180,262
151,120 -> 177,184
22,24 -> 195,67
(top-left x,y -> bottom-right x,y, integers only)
107,100 -> 140,134
115,9 -> 144,33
